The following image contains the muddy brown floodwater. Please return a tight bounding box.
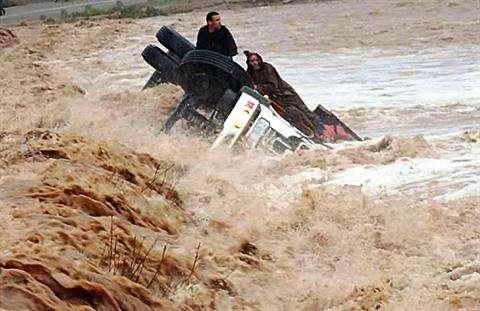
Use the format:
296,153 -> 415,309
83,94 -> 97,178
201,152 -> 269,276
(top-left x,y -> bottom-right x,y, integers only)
0,0 -> 479,310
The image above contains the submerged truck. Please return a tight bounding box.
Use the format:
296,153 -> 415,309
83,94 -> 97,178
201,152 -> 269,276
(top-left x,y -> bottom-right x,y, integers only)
142,26 -> 361,154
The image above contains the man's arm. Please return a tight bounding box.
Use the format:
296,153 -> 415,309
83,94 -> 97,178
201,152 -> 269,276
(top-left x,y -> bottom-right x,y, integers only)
223,27 -> 238,57
196,27 -> 208,49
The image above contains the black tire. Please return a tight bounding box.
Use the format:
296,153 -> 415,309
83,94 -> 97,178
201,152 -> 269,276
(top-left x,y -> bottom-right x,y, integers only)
166,50 -> 181,64
142,51 -> 180,90
142,44 -> 179,72
177,49 -> 253,96
156,26 -> 195,60
141,45 -> 180,86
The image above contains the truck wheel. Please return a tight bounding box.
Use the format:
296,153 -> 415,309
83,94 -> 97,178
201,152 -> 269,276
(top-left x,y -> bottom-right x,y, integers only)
142,45 -> 179,72
142,45 -> 182,89
177,49 -> 253,96
156,26 -> 195,60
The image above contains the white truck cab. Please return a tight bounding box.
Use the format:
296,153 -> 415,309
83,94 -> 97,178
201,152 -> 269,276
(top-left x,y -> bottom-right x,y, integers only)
212,87 -> 329,154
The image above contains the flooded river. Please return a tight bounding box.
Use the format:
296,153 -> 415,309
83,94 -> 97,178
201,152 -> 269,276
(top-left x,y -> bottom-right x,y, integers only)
1,0 -> 479,310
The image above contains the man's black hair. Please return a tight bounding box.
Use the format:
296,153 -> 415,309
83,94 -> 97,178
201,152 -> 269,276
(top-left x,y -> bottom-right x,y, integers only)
206,11 -> 219,22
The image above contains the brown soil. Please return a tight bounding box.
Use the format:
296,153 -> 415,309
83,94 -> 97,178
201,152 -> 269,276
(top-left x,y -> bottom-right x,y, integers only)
0,27 -> 18,48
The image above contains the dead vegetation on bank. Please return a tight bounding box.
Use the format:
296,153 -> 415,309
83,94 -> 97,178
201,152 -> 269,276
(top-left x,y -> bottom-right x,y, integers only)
0,130 -> 277,310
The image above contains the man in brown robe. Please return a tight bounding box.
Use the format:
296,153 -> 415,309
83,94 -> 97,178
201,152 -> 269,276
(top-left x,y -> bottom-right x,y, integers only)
243,50 -> 363,142
244,50 -> 324,138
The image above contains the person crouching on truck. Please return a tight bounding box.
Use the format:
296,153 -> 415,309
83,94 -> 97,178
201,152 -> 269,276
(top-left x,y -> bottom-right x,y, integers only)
244,50 -> 325,137
244,50 -> 361,142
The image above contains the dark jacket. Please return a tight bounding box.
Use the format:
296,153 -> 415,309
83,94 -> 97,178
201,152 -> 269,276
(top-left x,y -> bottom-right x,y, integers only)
196,25 -> 238,57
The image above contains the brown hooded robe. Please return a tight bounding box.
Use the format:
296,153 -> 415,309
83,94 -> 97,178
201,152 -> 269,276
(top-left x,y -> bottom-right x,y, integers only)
245,51 -> 324,136
243,50 -> 362,142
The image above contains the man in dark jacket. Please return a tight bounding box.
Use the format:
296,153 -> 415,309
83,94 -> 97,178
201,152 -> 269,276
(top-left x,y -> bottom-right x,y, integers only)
196,12 -> 238,58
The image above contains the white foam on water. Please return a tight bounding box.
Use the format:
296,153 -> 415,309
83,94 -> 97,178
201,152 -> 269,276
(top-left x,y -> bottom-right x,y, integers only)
322,135 -> 480,200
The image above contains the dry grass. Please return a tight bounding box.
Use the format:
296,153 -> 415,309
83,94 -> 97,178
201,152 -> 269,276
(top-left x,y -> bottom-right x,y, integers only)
97,216 -> 202,297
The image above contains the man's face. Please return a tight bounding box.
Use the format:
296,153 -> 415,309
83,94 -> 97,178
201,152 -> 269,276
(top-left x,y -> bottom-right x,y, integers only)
208,15 -> 222,31
248,55 -> 261,70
